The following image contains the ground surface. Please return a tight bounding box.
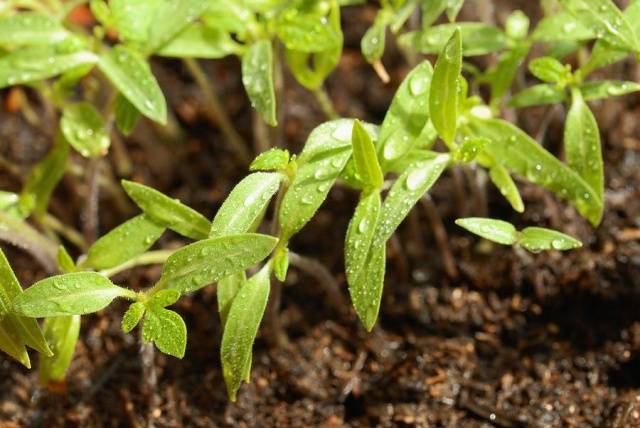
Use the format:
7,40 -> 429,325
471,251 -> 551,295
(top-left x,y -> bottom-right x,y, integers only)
1,1 -> 640,427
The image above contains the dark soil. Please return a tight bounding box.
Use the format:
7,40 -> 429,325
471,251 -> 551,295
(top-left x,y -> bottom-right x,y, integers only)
1,2 -> 640,427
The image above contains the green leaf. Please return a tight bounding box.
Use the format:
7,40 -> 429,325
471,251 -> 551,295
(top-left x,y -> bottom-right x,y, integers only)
390,0 -> 419,33
345,191 -> 381,290
146,0 -> 209,53
157,234 -> 277,294
122,180 -> 211,240
0,250 -> 51,356
19,133 -> 69,217
352,120 -> 384,189
39,315 -> 80,383
487,160 -> 524,212
142,306 -> 187,358
401,23 -> 506,56
579,80 -> 640,101
361,12 -> 388,62
273,247 -> 289,282
122,302 -> 145,333
454,136 -> 489,163
0,13 -> 69,46
148,289 -> 180,308
61,102 -> 110,158
277,11 -> 342,53
487,43 -> 530,105
532,12 -> 595,42
279,120 -> 377,239
430,29 -> 462,147
250,148 -> 290,172
156,24 -> 241,59
505,10 -> 530,40
446,0 -> 465,21
217,272 -> 245,326
98,46 -> 167,124
466,117 -> 602,225
57,246 -> 76,273
348,243 -> 385,332
210,173 -> 282,237
0,318 -> 31,368
83,214 -> 165,270
109,0 -> 163,45
378,61 -> 433,167
508,84 -> 566,108
455,217 -> 517,245
559,0 -> 638,52
564,88 -> 603,202
114,94 -> 141,136
0,45 -> 97,89
13,272 -> 132,317
242,40 -> 277,126
528,57 -> 569,83
519,227 -> 582,252
221,264 -> 271,401
0,191 -> 18,212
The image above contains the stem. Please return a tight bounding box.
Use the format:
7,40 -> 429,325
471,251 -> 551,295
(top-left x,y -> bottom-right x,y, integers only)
252,110 -> 271,153
99,249 -> 175,278
420,195 -> 458,279
183,58 -> 252,163
82,158 -> 102,245
312,86 -> 339,120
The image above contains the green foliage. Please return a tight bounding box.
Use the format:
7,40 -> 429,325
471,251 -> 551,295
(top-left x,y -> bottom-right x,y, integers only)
39,316 -> 80,384
242,40 -> 277,127
60,102 -> 110,158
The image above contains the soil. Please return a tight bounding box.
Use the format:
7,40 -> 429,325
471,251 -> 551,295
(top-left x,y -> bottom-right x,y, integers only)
1,2 -> 640,427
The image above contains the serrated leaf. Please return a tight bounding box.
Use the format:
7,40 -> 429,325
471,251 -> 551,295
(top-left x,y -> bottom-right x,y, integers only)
57,246 -> 76,273
430,29 -> 462,147
508,84 -> 566,108
519,227 -> 582,252
279,120 -> 377,239
532,12 -> 595,42
114,94 -> 140,136
0,13 -> 69,46
217,272 -> 245,326
83,214 -> 165,271
157,24 -> 241,59
559,0 -> 638,52
528,57 -> 568,83
378,61 -> 433,168
19,133 -> 69,217
221,264 -> 270,401
98,46 -> 167,124
0,45 -> 97,89
122,302 -> 145,333
250,149 -> 290,172
0,318 -> 31,368
61,102 -> 110,158
142,307 -> 187,358
400,23 -> 506,56
242,40 -> 277,126
210,173 -> 282,237
13,272 -> 131,317
345,191 -> 381,289
579,80 -> 640,101
122,180 -> 210,240
157,234 -> 277,294
455,217 -> 517,245
39,315 -> 80,383
352,120 -> 384,189
466,117 -> 602,225
564,88 -> 603,202
146,0 -> 209,53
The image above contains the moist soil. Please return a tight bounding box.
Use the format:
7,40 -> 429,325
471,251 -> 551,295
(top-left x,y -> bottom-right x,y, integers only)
1,2 -> 640,427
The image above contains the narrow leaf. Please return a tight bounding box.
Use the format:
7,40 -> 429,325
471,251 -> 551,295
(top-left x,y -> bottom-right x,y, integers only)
0,319 -> 31,368
250,149 -> 290,172
157,25 -> 241,59
61,102 -> 110,158
349,244 -> 385,332
217,272 -> 245,326
580,80 -> 640,101
528,57 -> 568,83
488,161 -> 524,212
57,246 -> 76,273
39,315 -> 80,383
508,84 -> 566,108
455,217 -> 517,245
532,12 -> 595,42
345,191 -> 381,289
122,180 -> 211,240
401,23 -> 506,56
242,40 -> 277,126
142,307 -> 187,358
114,94 -> 140,136
146,0 -> 209,53
0,13 -> 69,46
519,227 -> 582,252
352,120 -> 384,189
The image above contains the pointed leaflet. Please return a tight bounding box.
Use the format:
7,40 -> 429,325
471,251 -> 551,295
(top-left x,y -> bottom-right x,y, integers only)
430,29 -> 462,147
558,0 -> 638,52
487,161 -> 524,213
519,227 -> 582,252
466,117 -> 602,225
273,248 -> 289,282
122,180 -> 210,240
0,249 -> 51,355
446,0 -> 465,21
345,191 -> 381,292
352,121 -> 384,189
146,0 -> 209,53
250,149 -> 290,172
61,102 -> 110,158
564,88 -> 603,203
361,11 -> 390,62
39,315 -> 80,384
122,302 -> 146,333
0,45 -> 97,89
377,61 -> 433,168
98,45 -> 167,124
83,214 -> 165,270
57,246 -> 76,273
508,84 -> 566,108
156,234 -> 277,295
242,40 -> 277,126
142,306 -> 187,358
217,272 -> 246,327
13,272 -> 133,317
455,218 -> 517,245
528,57 -> 569,83
0,13 -> 69,46
400,23 -> 506,57
580,80 -> 640,101
279,120 -> 378,240
221,264 -> 271,401
0,318 -> 31,368
210,173 -> 282,237
349,244 -> 385,332
114,94 -> 140,136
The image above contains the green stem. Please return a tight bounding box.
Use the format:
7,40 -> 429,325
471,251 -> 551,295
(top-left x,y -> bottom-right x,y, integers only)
99,249 -> 175,278
312,86 -> 339,120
